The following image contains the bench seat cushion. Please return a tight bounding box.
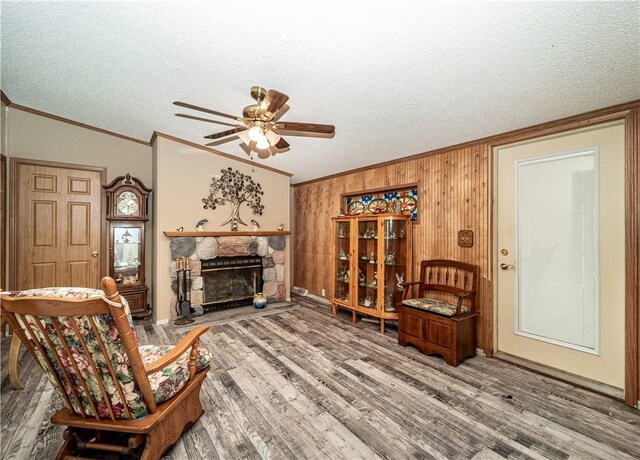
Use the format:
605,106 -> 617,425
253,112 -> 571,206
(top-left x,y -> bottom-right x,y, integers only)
401,297 -> 469,317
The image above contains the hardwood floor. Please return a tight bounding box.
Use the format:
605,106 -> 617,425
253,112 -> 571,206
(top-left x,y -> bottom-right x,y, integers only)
1,299 -> 639,459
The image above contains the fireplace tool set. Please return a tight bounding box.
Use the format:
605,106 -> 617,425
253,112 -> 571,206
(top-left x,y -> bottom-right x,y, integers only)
174,257 -> 194,325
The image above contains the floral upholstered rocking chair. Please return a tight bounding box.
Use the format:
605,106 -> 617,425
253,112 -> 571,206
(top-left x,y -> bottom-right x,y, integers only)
0,277 -> 211,459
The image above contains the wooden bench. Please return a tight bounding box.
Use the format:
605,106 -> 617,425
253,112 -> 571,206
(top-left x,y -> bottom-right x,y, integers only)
395,259 -> 479,366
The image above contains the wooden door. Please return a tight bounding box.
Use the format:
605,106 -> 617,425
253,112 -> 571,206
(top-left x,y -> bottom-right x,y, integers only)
11,159 -> 105,289
495,122 -> 625,389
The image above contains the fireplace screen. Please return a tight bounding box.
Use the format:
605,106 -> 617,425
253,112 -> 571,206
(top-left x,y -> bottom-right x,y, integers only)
201,256 -> 263,310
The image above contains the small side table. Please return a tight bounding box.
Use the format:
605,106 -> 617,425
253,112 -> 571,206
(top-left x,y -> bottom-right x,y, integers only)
1,313 -> 24,389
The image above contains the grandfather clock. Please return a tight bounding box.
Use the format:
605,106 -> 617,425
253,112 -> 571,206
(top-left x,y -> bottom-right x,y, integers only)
104,173 -> 152,318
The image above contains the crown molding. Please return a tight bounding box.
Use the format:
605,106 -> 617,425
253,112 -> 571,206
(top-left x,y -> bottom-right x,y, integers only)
2,92 -> 149,146
0,91 -> 11,106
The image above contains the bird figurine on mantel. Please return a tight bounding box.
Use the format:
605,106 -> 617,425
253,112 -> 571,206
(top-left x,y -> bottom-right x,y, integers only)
277,223 -> 285,231
251,219 -> 260,232
196,218 -> 208,232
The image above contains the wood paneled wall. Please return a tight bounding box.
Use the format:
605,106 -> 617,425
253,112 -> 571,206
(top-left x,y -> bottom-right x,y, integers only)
294,101 -> 640,406
294,100 -> 640,377
294,144 -> 494,351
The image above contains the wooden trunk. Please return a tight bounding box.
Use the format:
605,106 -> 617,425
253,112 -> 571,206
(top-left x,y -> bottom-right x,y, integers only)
398,305 -> 477,367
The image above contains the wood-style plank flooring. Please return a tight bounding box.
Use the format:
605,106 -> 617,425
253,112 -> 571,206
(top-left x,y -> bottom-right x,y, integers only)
1,299 -> 639,459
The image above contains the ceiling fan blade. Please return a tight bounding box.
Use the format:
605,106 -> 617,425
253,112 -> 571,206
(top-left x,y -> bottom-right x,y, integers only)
173,101 -> 243,122
257,90 -> 289,120
274,121 -> 335,134
274,137 -> 290,149
175,113 -> 239,127
204,126 -> 248,140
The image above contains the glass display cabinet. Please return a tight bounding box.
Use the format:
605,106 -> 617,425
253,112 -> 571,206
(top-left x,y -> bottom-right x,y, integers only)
104,173 -> 152,318
331,213 -> 412,333
112,225 -> 143,285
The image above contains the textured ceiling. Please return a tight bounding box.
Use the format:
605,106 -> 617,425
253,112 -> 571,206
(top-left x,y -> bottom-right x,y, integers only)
2,1 -> 639,183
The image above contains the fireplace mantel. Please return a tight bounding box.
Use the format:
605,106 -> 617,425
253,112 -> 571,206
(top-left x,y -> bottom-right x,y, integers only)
163,230 -> 291,237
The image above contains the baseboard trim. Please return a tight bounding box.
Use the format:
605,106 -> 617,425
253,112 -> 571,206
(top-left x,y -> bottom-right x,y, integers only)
155,318 -> 170,326
306,292 -> 332,305
494,351 -> 624,401
292,286 -> 309,296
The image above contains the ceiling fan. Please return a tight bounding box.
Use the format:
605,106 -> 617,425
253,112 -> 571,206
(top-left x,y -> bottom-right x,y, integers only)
174,86 -> 335,151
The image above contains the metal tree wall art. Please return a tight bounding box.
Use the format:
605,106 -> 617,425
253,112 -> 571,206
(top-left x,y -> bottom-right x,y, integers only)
202,168 -> 264,226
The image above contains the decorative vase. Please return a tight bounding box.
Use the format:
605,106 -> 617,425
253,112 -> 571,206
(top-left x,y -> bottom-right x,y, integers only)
253,292 -> 267,309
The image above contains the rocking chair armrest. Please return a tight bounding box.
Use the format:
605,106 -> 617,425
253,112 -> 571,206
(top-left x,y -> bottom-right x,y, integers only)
145,326 -> 210,375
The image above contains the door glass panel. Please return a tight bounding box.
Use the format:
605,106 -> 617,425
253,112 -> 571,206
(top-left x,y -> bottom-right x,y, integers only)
516,149 -> 598,352
334,221 -> 351,302
114,227 -> 141,284
383,219 -> 408,311
357,220 -> 378,309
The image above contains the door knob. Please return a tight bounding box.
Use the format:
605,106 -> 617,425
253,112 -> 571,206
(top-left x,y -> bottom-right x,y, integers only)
91,251 -> 99,257
500,263 -> 515,270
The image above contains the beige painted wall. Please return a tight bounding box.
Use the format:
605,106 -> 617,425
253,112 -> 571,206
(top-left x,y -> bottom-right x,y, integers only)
153,136 -> 291,322
6,108 -> 152,183
4,107 -> 154,292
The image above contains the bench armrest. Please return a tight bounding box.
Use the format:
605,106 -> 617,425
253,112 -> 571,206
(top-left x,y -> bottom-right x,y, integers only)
455,290 -> 477,314
398,281 -> 422,300
145,325 -> 210,379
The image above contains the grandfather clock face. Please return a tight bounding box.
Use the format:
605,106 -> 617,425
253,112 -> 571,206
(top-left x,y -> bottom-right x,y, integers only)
116,191 -> 140,217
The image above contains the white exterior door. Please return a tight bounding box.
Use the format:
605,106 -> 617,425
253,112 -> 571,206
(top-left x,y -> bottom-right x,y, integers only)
495,122 -> 625,389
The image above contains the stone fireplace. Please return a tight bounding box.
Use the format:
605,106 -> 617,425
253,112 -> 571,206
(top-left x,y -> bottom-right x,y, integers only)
168,234 -> 286,318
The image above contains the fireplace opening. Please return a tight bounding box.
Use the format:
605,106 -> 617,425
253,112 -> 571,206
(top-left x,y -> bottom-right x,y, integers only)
201,256 -> 263,311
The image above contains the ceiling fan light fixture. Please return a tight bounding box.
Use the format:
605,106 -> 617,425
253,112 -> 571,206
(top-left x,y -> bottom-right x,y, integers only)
256,137 -> 270,150
248,123 -> 265,142
175,87 -> 335,154
265,129 -> 281,146
237,129 -> 252,146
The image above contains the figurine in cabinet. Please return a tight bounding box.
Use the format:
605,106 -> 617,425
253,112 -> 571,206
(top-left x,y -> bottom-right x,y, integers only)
104,173 -> 152,318
385,292 -> 394,310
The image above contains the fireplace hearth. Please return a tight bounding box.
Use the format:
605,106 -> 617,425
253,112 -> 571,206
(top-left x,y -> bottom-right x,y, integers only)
201,256 -> 263,311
